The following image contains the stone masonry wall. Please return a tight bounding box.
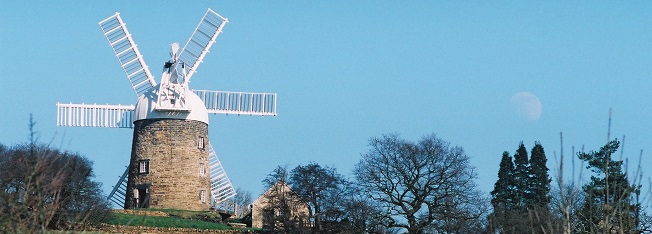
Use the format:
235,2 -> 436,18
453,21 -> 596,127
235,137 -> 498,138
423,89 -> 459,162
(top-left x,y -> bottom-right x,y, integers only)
125,118 -> 211,211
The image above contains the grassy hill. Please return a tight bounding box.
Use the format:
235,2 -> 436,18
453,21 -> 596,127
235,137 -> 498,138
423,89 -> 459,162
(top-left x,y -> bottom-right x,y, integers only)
97,209 -> 258,233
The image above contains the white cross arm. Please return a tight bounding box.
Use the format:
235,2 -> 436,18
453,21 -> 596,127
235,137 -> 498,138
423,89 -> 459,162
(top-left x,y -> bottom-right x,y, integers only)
99,12 -> 157,97
193,90 -> 277,116
208,142 -> 237,205
56,103 -> 135,128
176,8 -> 228,83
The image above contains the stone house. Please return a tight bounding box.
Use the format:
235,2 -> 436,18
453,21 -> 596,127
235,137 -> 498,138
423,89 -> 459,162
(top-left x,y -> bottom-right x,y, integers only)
250,181 -> 311,231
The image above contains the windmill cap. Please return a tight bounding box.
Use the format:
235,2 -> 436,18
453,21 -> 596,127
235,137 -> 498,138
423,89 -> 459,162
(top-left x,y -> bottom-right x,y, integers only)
133,86 -> 209,124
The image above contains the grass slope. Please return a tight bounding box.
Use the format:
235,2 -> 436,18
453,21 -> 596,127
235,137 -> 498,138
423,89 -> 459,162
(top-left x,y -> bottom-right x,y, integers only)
105,212 -> 231,230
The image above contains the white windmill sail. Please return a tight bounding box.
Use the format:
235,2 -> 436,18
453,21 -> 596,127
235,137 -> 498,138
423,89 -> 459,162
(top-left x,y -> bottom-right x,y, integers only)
106,167 -> 129,207
175,8 -> 228,83
208,143 -> 237,204
193,90 -> 277,116
99,13 -> 157,97
56,103 -> 135,128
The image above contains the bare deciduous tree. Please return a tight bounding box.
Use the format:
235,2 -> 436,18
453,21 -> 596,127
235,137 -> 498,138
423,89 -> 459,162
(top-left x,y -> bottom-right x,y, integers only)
340,191 -> 399,234
0,143 -> 111,233
354,133 -> 486,234
233,187 -> 252,219
290,162 -> 347,233
263,165 -> 290,188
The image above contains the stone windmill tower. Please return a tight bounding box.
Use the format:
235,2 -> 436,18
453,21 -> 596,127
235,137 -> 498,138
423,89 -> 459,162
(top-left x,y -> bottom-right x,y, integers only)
56,9 -> 277,211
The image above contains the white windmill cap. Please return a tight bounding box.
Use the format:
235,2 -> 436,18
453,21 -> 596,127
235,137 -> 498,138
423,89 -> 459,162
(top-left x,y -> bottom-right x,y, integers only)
133,86 -> 209,124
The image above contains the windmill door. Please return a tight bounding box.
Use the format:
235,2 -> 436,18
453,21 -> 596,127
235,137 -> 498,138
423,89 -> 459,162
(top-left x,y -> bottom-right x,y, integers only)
134,184 -> 150,208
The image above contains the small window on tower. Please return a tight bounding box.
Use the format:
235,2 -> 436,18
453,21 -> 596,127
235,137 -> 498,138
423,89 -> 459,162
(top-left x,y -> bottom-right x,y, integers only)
198,136 -> 205,149
138,160 -> 150,174
199,163 -> 206,175
200,190 -> 206,203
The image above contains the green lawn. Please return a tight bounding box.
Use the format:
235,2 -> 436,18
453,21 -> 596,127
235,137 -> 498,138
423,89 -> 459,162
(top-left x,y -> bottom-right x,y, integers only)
105,212 -> 231,230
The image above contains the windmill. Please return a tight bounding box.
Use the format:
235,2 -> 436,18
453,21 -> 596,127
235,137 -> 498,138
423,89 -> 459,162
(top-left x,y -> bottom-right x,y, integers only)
56,9 -> 277,211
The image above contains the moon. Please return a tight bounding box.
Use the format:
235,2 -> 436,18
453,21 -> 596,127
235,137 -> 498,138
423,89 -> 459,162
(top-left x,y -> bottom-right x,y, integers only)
511,92 -> 542,121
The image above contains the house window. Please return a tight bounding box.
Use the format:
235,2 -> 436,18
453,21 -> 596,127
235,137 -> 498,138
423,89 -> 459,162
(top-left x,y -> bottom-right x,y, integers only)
138,160 -> 149,174
276,208 -> 287,217
198,136 -> 205,149
199,163 -> 206,175
200,190 -> 206,203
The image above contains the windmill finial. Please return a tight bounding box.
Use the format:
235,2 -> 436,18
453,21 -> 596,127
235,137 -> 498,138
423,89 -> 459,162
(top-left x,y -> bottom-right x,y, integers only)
171,42 -> 179,60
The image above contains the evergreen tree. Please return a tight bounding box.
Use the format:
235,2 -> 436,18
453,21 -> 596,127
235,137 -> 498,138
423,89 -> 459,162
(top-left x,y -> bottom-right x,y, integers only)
491,151 -> 516,211
529,142 -> 550,207
489,151 -> 516,232
577,140 -> 640,233
527,142 -> 552,234
489,142 -> 554,233
513,142 -> 530,208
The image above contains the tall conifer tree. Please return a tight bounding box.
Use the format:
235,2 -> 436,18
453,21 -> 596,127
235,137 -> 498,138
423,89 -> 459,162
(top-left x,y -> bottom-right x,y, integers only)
490,142 -> 555,233
513,142 -> 530,208
529,142 -> 550,207
490,151 -> 516,232
491,151 -> 516,210
527,142 -> 552,233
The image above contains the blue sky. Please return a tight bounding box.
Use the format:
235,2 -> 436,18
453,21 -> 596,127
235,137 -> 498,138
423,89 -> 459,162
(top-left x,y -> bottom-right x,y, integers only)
2,1 -> 652,203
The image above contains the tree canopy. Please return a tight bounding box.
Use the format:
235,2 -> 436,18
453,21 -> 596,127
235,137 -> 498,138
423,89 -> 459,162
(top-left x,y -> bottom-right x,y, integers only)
290,162 -> 348,232
577,140 -> 641,233
354,133 -> 486,234
0,143 -> 111,232
489,142 -> 551,233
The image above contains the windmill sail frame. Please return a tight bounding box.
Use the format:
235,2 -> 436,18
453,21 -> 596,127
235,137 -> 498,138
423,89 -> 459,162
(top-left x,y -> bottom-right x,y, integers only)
208,143 -> 237,204
99,13 -> 157,97
193,90 -> 277,116
57,103 -> 135,128
175,9 -> 229,83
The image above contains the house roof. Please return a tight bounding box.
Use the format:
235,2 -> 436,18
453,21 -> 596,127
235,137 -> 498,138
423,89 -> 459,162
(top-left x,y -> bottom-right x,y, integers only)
252,180 -> 310,208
